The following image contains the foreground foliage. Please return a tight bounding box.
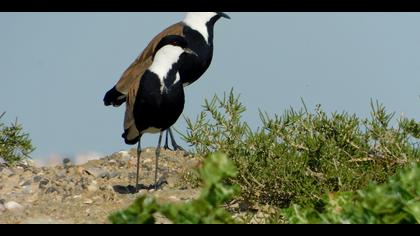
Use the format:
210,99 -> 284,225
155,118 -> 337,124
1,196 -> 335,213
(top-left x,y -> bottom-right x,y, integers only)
182,89 -> 420,208
0,112 -> 35,165
109,152 -> 239,224
284,163 -> 420,224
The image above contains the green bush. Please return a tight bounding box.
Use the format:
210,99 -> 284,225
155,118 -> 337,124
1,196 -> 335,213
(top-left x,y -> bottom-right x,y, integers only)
108,152 -> 239,224
283,163 -> 420,224
0,112 -> 35,165
181,90 -> 420,208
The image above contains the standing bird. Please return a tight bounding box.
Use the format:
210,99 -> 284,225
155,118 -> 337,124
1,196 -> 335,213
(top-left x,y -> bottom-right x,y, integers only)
104,12 -> 230,151
123,35 -> 198,191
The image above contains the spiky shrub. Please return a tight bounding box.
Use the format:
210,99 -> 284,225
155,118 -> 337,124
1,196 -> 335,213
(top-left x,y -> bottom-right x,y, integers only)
108,152 -> 239,224
0,112 -> 35,165
182,89 -> 420,208
284,163 -> 420,224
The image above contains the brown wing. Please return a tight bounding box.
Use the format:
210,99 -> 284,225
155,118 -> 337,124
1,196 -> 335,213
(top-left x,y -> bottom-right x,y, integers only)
121,22 -> 186,143
122,78 -> 140,143
114,21 -> 186,96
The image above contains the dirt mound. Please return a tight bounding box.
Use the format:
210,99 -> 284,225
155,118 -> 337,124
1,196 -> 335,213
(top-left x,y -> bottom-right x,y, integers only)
0,148 -> 201,224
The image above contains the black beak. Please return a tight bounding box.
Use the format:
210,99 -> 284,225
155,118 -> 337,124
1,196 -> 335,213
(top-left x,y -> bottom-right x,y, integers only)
217,12 -> 231,19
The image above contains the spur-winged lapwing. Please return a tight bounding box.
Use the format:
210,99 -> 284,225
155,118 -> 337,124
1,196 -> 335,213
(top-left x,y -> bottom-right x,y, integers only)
122,35 -> 198,192
104,12 -> 230,151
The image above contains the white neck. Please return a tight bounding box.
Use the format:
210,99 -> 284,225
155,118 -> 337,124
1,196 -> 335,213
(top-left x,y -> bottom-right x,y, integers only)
183,12 -> 217,44
149,45 -> 184,92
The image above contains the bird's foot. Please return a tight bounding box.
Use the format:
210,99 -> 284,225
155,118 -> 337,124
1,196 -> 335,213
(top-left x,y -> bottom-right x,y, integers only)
163,144 -> 172,151
150,178 -> 168,191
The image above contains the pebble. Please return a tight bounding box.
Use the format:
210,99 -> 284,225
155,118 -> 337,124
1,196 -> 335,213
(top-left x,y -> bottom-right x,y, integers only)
4,201 -> 23,211
109,171 -> 119,179
45,187 -> 59,194
87,184 -> 98,192
22,185 -> 32,194
20,180 -> 32,186
39,179 -> 49,189
33,175 -> 42,183
63,158 -> 72,168
84,167 -> 107,178
1,167 -> 14,177
83,199 -> 93,204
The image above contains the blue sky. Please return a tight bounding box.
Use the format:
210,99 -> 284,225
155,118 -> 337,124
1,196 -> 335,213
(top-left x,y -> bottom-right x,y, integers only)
0,13 -> 419,163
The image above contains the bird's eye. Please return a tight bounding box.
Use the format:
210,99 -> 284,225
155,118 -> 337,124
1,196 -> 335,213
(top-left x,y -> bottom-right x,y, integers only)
171,41 -> 178,46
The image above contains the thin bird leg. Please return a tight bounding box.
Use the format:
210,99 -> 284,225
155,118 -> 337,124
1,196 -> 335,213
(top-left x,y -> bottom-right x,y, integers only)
136,139 -> 142,193
163,129 -> 171,150
168,128 -> 185,151
154,131 -> 163,190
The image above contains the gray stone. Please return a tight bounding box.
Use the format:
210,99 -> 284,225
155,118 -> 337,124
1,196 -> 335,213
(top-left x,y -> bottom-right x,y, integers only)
1,167 -> 14,177
109,171 -> 120,179
22,185 -> 32,194
33,175 -> 42,183
99,171 -> 110,179
57,169 -> 67,179
63,158 -> 72,168
0,157 -> 6,165
39,179 -> 49,189
45,187 -> 59,194
4,201 -> 23,211
20,180 -> 32,186
84,167 -> 110,179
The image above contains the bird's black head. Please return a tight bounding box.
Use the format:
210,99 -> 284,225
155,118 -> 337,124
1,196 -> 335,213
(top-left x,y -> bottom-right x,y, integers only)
153,35 -> 198,61
214,12 -> 231,21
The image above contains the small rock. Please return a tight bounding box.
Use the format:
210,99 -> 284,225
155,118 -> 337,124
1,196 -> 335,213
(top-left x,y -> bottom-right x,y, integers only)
84,167 -> 107,178
62,158 -> 72,168
1,167 -> 14,177
109,171 -> 120,179
4,201 -> 23,211
0,157 -> 6,165
45,187 -> 59,194
87,184 -> 98,192
39,179 -> 49,189
22,185 -> 32,194
57,169 -> 67,179
100,171 -> 110,179
33,175 -> 42,183
168,196 -> 178,201
0,203 -> 5,212
83,199 -> 93,204
20,180 -> 32,186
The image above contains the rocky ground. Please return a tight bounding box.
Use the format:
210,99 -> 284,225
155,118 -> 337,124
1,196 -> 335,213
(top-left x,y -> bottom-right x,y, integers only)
0,148 -> 201,224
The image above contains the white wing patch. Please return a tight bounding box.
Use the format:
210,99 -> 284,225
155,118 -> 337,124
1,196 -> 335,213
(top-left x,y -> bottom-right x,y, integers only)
183,12 -> 217,44
149,45 -> 184,93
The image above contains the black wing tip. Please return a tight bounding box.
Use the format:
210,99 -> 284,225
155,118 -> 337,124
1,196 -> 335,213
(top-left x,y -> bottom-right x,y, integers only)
122,131 -> 139,145
103,86 -> 126,107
